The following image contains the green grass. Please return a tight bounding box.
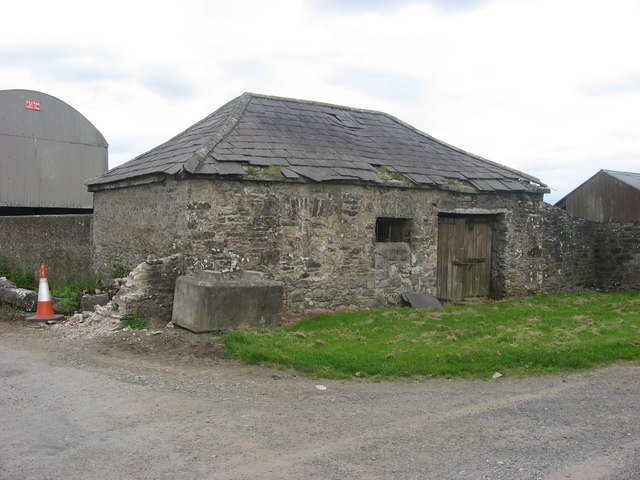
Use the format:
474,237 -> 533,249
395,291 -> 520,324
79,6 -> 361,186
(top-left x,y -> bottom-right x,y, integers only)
0,263 -> 38,289
49,278 -> 100,312
0,262 -> 98,312
223,292 -> 640,380
117,313 -> 148,330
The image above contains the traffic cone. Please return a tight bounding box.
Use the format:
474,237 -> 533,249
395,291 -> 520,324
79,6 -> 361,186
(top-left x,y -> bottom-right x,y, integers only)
26,264 -> 64,323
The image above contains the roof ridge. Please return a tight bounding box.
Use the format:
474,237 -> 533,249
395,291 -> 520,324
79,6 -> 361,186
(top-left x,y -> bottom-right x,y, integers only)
602,169 -> 640,176
183,93 -> 252,174
242,92 -> 395,116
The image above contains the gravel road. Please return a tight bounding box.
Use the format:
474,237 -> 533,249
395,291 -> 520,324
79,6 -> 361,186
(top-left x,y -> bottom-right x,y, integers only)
1,316 -> 638,480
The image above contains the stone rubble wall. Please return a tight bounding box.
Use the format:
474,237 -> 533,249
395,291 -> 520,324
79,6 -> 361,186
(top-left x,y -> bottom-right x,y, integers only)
92,180 -> 490,312
0,214 -> 93,282
594,221 -> 640,291
91,178 -> 634,318
503,201 -> 597,295
6,180 -> 635,322
91,180 -> 188,277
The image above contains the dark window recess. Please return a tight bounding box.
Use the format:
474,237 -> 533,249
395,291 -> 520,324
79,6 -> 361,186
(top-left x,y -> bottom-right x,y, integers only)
375,218 -> 411,242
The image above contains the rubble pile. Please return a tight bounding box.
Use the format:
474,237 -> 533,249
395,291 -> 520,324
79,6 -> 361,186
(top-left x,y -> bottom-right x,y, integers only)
0,277 -> 37,311
48,255 -> 186,338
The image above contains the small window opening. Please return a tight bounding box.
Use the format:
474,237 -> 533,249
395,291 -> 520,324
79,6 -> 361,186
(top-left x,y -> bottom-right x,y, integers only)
375,217 -> 411,242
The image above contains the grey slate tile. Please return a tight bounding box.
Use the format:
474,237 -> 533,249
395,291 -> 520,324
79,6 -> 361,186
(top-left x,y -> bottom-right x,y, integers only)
88,92 -> 546,193
281,167 -> 301,179
198,161 -> 245,175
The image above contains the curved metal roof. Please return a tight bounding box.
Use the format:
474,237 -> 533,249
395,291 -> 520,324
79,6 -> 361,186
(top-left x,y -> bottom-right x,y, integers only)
0,89 -> 107,147
0,89 -> 108,209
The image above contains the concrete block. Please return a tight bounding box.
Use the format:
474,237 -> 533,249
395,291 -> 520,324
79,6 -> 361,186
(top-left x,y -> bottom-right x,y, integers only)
171,270 -> 284,332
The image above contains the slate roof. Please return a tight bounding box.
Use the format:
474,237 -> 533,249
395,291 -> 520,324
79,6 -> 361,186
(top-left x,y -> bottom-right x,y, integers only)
87,93 -> 546,192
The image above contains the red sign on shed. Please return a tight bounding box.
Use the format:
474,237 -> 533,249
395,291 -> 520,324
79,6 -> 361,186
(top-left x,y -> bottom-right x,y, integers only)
25,100 -> 41,111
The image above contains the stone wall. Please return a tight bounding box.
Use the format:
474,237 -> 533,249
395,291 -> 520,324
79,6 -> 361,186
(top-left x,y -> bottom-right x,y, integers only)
95,178 -> 601,313
91,179 -> 188,276
93,179 -> 444,312
0,214 -> 92,282
503,201 -> 597,295
91,176 -> 640,317
594,222 -> 640,291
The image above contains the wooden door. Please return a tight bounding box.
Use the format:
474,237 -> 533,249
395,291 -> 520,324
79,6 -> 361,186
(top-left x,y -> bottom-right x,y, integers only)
437,215 -> 492,301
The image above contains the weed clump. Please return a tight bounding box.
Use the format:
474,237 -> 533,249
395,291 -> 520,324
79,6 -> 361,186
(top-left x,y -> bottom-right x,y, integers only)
117,313 -> 148,330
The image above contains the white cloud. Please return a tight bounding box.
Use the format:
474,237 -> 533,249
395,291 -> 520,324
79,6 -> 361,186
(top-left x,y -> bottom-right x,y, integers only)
1,0 -> 639,202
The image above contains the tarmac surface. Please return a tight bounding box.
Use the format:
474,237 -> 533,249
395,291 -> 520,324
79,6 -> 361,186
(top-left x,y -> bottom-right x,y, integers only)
1,316 -> 639,480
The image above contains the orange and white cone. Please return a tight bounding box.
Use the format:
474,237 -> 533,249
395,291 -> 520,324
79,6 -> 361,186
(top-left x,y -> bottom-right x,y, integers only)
26,264 -> 64,323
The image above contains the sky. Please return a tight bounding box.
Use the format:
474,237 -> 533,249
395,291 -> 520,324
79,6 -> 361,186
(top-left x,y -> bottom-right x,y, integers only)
1,0 -> 639,204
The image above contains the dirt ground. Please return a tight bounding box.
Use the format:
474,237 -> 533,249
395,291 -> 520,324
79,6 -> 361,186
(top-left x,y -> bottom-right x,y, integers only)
1,307 -> 227,362
1,307 -> 639,480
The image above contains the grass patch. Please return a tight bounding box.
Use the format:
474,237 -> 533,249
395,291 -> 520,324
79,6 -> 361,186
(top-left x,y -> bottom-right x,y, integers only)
265,164 -> 283,176
0,262 -> 98,312
117,313 -> 148,330
376,165 -> 403,181
223,292 -> 640,380
49,277 -> 100,313
0,263 -> 38,289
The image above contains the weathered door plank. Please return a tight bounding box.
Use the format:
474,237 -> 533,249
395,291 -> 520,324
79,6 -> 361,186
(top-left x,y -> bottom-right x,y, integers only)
437,215 -> 492,301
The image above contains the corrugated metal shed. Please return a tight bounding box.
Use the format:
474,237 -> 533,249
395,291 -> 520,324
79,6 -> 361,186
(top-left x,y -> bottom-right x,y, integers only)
555,169 -> 640,222
0,89 -> 108,210
605,170 -> 640,191
88,93 -> 547,194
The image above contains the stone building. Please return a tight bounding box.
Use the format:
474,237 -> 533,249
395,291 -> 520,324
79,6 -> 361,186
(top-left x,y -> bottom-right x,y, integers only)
88,93 -> 608,314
